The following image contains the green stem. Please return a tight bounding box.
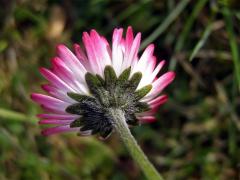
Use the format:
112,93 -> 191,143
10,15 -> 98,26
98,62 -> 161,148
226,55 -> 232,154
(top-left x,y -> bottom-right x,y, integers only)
109,108 -> 163,180
0,108 -> 36,123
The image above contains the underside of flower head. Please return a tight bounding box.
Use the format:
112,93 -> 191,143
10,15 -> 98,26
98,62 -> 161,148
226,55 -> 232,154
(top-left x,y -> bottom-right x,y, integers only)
31,26 -> 175,139
66,66 -> 153,139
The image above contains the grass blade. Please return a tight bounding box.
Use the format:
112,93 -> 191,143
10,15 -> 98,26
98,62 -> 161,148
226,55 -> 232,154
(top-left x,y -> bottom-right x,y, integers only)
223,7 -> 240,92
140,0 -> 190,50
189,16 -> 215,61
169,0 -> 208,70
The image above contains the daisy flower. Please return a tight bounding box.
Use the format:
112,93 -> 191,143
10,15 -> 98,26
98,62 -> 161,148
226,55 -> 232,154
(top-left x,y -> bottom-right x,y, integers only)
31,27 -> 175,139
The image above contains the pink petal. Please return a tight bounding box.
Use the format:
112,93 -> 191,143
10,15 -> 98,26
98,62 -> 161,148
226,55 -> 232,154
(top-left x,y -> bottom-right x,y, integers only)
52,57 -> 89,94
112,28 -> 124,75
50,58 -> 85,94
122,26 -> 134,68
39,119 -> 74,125
144,71 -> 175,101
73,43 -> 90,70
82,32 -> 102,74
148,95 -> 168,113
40,67 -> 75,92
41,125 -> 80,136
138,116 -> 157,123
56,44 -> 86,82
122,32 -> 141,70
41,105 -> 66,114
31,93 -> 69,111
152,71 -> 175,91
148,60 -> 166,83
41,84 -> 73,103
125,26 -> 134,53
51,57 -> 75,86
145,56 -> 157,73
148,95 -> 168,106
135,45 -> 156,88
90,30 -> 111,68
136,44 -> 154,70
37,113 -> 78,120
137,96 -> 168,117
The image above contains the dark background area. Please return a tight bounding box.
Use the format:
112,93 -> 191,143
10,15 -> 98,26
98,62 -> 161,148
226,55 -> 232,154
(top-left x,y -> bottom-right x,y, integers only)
0,0 -> 240,179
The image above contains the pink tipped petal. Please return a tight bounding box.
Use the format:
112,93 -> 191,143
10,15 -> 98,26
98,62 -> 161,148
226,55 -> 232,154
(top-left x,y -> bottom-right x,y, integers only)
153,71 -> 175,91
41,84 -> 52,93
148,95 -> 168,106
52,60 -> 88,94
138,96 -> 168,116
41,84 -> 73,103
123,32 -> 141,70
31,94 -> 70,114
82,32 -> 102,74
123,26 -> 134,65
73,44 -> 88,61
73,44 -> 90,70
101,36 -> 110,47
56,44 -> 87,82
138,116 -> 157,124
90,30 -> 111,68
139,56 -> 157,87
39,119 -> 74,125
41,125 -> 80,136
51,57 -> 73,82
51,57 -> 87,94
148,60 -> 166,83
135,45 -> 156,88
144,71 -> 175,101
40,68 -> 75,92
145,56 -> 157,74
41,105 -> 66,114
148,95 -> 168,113
126,26 -> 134,51
136,44 -> 154,70
51,56 -> 88,95
112,28 -> 124,75
37,113 -> 79,120
31,93 -> 69,108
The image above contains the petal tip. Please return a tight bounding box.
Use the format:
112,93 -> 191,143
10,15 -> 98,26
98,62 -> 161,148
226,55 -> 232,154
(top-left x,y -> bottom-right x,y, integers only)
127,26 -> 132,29
168,71 -> 176,81
30,93 -> 37,101
56,44 -> 68,54
161,94 -> 168,102
41,84 -> 47,90
38,120 -> 44,125
160,60 -> 166,65
41,129 -> 50,136
39,67 -> 48,75
73,43 -> 80,49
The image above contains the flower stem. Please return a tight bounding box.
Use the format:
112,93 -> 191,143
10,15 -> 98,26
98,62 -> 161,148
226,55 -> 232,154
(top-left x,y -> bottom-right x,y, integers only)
0,108 -> 36,123
109,108 -> 164,180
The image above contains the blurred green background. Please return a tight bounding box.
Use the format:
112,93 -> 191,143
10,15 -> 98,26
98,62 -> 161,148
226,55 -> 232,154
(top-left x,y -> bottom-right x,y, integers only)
0,0 -> 240,179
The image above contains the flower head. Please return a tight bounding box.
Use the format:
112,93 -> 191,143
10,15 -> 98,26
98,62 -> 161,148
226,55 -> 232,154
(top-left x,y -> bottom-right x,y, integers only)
31,27 -> 175,139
